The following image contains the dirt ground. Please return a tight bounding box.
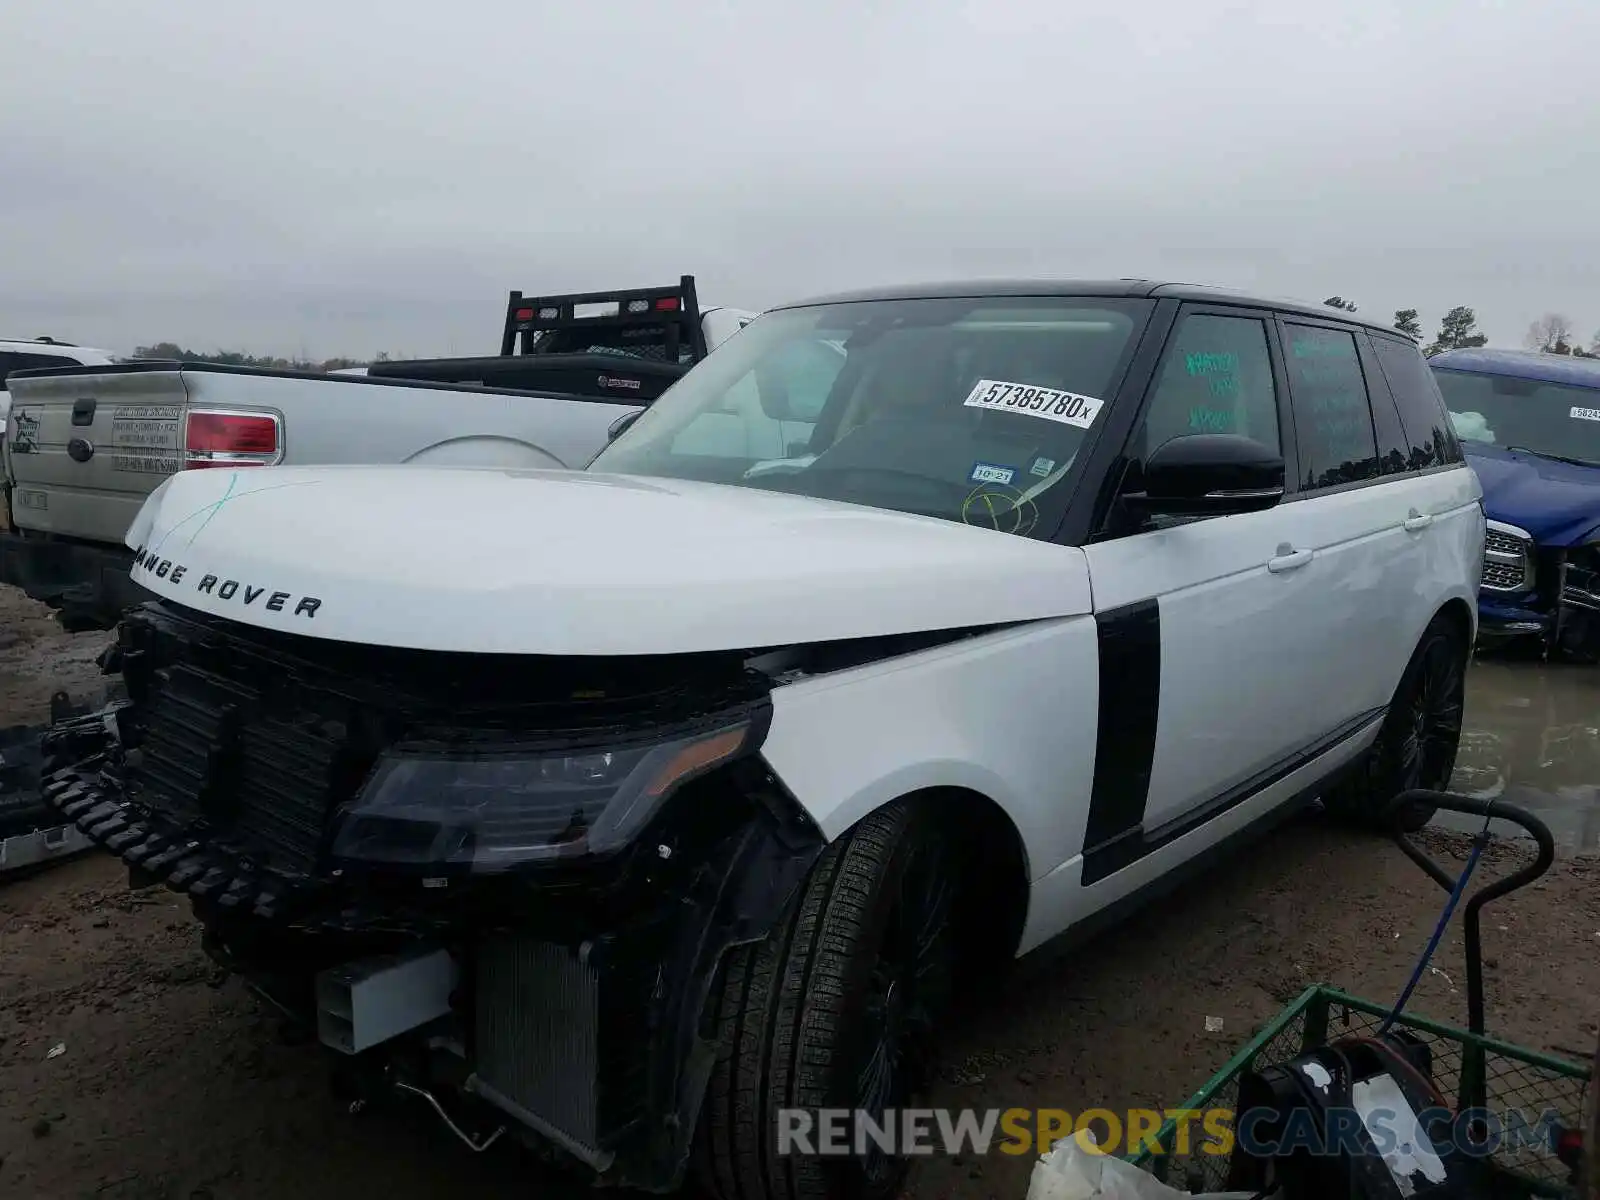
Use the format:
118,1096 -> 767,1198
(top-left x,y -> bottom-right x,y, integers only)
2,585 -> 1597,1200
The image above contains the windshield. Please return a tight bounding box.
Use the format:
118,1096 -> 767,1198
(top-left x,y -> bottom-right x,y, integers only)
1434,367 -> 1600,467
589,296 -> 1152,538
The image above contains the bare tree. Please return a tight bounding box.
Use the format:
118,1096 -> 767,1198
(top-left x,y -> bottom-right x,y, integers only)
1526,313 -> 1576,354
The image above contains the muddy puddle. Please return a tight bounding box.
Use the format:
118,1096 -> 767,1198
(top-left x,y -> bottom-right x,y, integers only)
1444,654 -> 1600,853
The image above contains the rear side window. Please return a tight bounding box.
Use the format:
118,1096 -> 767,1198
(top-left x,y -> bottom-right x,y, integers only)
1371,336 -> 1463,467
1282,324 -> 1380,489
0,350 -> 79,382
1360,337 -> 1412,477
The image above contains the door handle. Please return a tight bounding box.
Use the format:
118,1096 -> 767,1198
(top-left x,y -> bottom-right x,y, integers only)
71,397 -> 96,426
1268,544 -> 1313,573
1403,509 -> 1434,532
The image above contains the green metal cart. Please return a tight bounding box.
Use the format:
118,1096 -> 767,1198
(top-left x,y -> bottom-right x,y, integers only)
1127,792 -> 1592,1199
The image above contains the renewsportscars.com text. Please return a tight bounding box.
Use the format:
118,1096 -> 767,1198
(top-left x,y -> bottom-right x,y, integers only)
775,1107 -> 1567,1159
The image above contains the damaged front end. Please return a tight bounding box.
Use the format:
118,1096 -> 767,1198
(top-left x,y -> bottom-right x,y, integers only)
1478,519 -> 1600,662
40,600 -> 824,1192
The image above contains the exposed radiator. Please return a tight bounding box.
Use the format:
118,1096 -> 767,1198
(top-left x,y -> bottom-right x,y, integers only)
471,935 -> 649,1168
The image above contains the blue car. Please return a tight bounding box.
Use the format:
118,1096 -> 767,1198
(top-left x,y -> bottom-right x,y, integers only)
1430,347 -> 1600,659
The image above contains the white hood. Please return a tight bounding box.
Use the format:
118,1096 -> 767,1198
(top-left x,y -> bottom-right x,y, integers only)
123,465 -> 1092,655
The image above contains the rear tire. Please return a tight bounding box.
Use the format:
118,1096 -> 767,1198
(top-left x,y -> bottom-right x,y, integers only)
0,725 -> 50,837
1325,614 -> 1467,833
0,793 -> 56,839
693,800 -> 958,1200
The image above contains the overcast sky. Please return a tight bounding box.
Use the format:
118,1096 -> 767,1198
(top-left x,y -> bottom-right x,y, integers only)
3,0 -> 1598,360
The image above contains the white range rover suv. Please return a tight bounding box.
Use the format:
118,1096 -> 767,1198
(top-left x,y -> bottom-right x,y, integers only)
42,281 -> 1484,1199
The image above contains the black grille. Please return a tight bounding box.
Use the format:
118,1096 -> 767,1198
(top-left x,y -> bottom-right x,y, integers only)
134,661 -> 360,876
107,600 -> 768,892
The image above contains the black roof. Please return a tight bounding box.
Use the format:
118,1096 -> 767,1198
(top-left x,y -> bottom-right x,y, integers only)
771,278 -> 1408,338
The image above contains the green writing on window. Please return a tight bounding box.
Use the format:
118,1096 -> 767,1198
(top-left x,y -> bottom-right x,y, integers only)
1189,406 -> 1235,433
1308,390 -> 1362,414
1316,416 -> 1363,440
1186,351 -> 1239,376
1297,365 -> 1356,388
1292,337 -> 1354,360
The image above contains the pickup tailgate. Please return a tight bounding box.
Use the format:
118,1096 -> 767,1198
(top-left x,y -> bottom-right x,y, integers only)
5,366 -> 189,543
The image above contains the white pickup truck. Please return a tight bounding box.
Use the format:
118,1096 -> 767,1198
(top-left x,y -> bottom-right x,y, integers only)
1,336 -> 117,448
0,337 -> 118,539
1,278 -> 758,629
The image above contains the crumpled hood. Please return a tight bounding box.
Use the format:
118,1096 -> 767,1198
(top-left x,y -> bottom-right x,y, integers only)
1465,444 -> 1600,546
123,465 -> 1091,654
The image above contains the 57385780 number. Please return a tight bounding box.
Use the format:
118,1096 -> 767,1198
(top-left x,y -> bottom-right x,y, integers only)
961,379 -> 1104,430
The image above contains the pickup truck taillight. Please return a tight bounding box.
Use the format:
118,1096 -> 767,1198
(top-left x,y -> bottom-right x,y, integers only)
183,409 -> 282,470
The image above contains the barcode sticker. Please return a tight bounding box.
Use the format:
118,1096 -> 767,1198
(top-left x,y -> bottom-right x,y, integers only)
962,379 -> 1104,429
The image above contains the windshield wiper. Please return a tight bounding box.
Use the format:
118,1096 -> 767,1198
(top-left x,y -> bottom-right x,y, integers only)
1507,445 -> 1600,469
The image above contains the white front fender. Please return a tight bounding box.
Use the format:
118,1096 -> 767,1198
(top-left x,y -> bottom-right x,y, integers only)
759,615 -> 1101,888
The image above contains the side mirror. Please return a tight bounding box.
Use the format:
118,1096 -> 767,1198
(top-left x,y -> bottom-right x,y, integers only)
608,410 -> 643,442
1122,433 -> 1284,517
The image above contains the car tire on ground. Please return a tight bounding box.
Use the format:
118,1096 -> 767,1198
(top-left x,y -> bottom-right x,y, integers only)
1325,612 -> 1468,834
694,799 -> 958,1200
0,724 -> 52,838
0,793 -> 56,839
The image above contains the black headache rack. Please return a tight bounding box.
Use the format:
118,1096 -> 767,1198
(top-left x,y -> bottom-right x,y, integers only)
357,276 -> 710,404
498,276 -> 708,363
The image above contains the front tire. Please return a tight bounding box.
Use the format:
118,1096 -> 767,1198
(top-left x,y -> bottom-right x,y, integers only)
694,800 -> 957,1200
1326,614 -> 1468,833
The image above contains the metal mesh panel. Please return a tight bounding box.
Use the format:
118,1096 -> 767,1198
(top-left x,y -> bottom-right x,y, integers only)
1134,989 -> 1588,1195
1139,1006 -> 1312,1191
474,936 -> 602,1156
1485,529 -> 1529,557
1482,561 -> 1529,591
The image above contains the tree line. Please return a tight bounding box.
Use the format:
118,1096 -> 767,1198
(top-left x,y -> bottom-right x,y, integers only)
130,343 -> 404,371
1321,297 -> 1600,359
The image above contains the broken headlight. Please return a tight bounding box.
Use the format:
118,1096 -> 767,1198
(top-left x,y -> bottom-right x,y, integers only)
328,722 -> 753,872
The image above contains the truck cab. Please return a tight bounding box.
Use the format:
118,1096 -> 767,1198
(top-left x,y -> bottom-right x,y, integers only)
1,337 -> 116,537
1,336 -> 115,447
1431,347 -> 1600,660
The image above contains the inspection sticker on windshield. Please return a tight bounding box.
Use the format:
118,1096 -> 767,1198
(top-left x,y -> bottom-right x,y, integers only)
969,461 -> 1016,486
1572,406 -> 1600,422
962,379 -> 1104,428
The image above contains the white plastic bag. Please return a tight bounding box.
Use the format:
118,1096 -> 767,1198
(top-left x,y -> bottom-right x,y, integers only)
1448,410 -> 1494,444
1024,1130 -> 1256,1200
